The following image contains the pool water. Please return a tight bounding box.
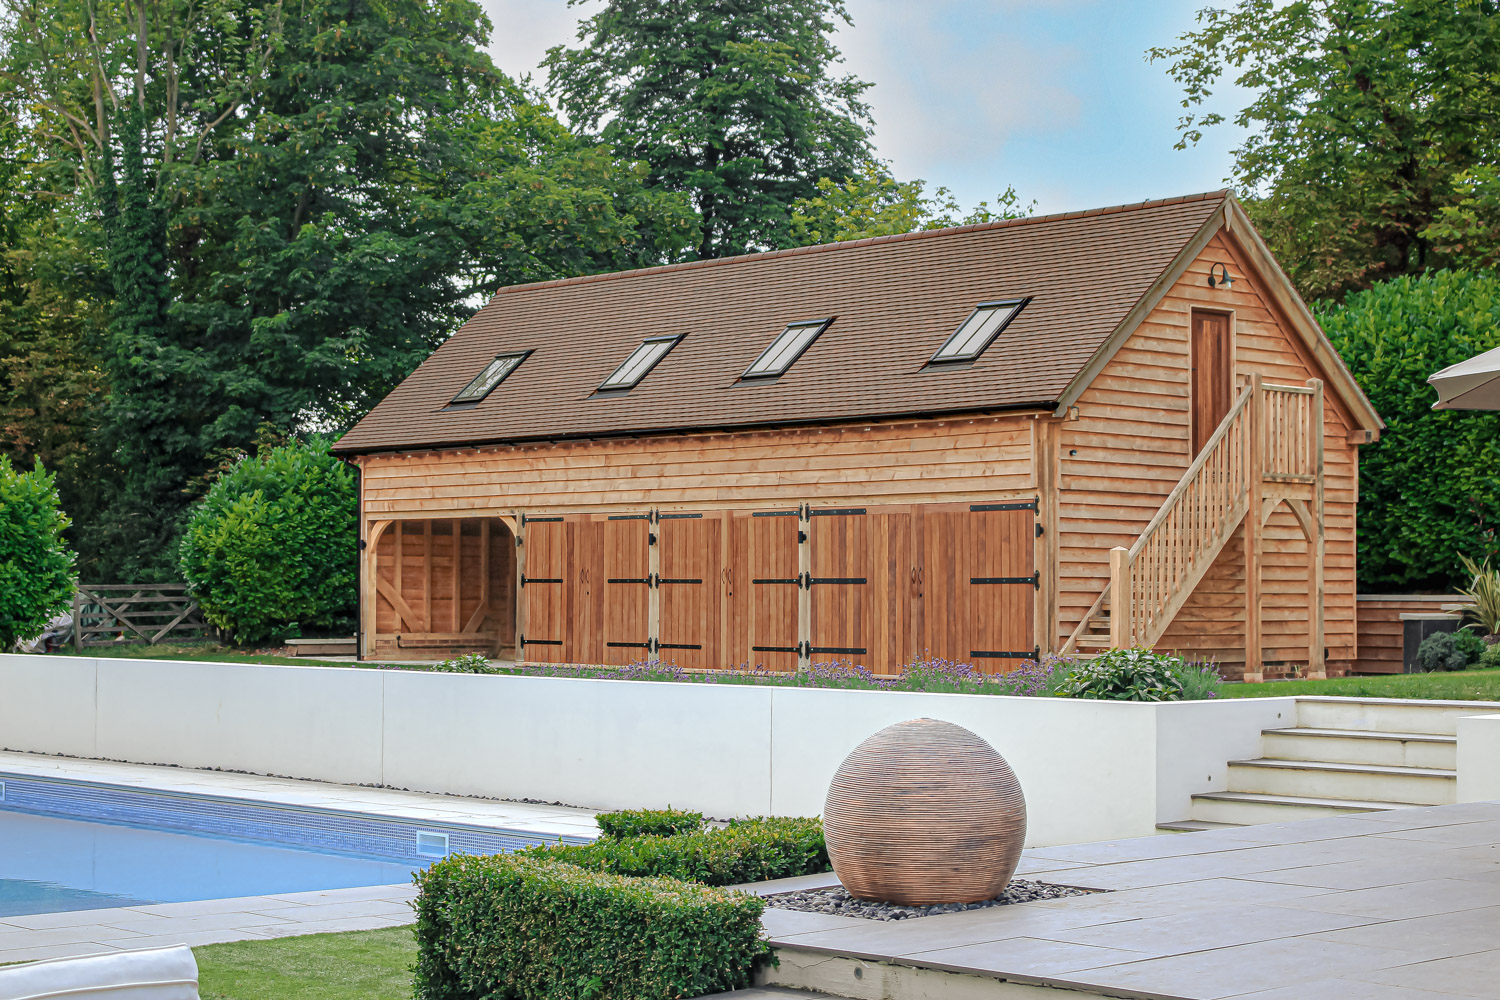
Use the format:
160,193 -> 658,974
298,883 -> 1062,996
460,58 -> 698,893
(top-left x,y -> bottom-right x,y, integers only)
0,810 -> 421,918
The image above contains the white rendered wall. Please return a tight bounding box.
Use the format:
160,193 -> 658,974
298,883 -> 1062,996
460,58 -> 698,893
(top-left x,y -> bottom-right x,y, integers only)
1457,713 -> 1500,803
2,653 -> 1290,846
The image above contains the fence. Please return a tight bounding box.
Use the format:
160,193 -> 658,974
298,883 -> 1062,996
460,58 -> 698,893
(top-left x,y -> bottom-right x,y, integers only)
72,584 -> 213,650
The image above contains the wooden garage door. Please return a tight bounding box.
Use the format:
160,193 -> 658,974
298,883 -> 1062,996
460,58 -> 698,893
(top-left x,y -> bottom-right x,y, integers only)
807,506 -> 914,672
913,502 -> 1036,669
520,515 -> 569,662
600,514 -> 652,664
728,509 -> 801,671
656,512 -> 725,669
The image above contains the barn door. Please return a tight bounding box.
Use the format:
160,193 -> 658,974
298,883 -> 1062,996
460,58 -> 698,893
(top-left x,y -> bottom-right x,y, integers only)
601,514 -> 651,664
520,515 -> 569,662
966,502 -> 1037,665
728,510 -> 801,671
806,506 -> 914,672
912,504 -> 970,664
656,512 -> 725,668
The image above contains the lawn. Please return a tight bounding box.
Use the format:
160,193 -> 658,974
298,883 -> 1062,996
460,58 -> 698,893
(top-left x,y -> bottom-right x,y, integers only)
61,642 -> 330,667
196,926 -> 414,1000
1222,666 -> 1500,702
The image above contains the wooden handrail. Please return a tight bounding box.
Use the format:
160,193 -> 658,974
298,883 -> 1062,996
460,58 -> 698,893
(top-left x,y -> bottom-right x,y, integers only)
1060,377 -> 1321,654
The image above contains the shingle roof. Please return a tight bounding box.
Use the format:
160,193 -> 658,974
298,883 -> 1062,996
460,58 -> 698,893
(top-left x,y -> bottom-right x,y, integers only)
334,190 -> 1230,454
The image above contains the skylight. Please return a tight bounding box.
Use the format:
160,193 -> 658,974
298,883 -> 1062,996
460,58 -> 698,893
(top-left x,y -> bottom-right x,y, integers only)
599,335 -> 682,391
451,351 -> 529,404
742,319 -> 830,379
930,299 -> 1028,364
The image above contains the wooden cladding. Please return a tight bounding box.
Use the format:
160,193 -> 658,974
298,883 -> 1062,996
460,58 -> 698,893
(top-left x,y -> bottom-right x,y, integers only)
517,502 -> 1036,674
372,518 -> 516,658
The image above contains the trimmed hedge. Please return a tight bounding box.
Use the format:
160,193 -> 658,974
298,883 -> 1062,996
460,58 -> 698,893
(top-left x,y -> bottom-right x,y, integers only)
413,853 -> 767,1000
531,816 -> 828,886
595,807 -> 706,840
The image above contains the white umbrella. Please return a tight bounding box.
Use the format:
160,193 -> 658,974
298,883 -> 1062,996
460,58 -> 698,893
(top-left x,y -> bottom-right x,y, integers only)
1429,344 -> 1500,410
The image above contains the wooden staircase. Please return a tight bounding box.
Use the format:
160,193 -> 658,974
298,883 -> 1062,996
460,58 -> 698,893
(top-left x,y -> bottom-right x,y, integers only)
1061,374 -> 1326,679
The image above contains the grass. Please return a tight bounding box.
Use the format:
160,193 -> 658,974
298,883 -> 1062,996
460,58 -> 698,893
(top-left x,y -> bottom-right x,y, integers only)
58,642 -> 331,667
195,926 -> 414,1000
1222,666 -> 1500,702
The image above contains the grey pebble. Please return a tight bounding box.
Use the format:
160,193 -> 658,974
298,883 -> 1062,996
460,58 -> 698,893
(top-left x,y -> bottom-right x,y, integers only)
764,879 -> 1095,921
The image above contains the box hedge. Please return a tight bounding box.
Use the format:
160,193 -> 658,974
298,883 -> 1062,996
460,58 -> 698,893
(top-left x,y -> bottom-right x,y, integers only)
413,853 -> 767,1000
595,807 -> 706,840
529,816 -> 828,886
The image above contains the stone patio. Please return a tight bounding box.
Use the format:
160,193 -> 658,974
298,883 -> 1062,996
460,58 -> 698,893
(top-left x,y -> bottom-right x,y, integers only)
752,802 -> 1500,999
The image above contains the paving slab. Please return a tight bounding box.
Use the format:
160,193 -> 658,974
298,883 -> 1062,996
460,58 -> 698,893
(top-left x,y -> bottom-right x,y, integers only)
761,803 -> 1500,1000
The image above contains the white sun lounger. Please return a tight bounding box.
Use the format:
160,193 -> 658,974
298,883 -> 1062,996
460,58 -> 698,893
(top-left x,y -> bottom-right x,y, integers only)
0,944 -> 198,999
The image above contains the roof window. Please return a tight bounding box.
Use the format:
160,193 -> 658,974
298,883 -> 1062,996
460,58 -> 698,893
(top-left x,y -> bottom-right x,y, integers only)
599,334 -> 682,391
930,299 -> 1028,364
742,319 -> 830,379
451,350 -> 529,404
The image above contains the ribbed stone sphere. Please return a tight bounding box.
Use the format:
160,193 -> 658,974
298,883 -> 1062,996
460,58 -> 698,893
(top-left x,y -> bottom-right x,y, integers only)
823,718 -> 1027,905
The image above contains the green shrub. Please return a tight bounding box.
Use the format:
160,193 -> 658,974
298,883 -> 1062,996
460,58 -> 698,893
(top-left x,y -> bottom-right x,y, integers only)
532,816 -> 828,886
1174,661 -> 1226,700
0,457 -> 74,649
177,439 -> 356,644
1480,640 -> 1500,670
1055,648 -> 1189,701
595,807 -> 705,840
1454,627 -> 1487,665
1456,555 -> 1500,636
413,853 -> 766,1000
435,652 -> 499,674
1417,631 -> 1470,672
1318,271 -> 1500,590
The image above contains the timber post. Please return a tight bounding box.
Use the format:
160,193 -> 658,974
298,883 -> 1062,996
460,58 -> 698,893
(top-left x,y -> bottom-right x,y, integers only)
1108,546 -> 1130,648
1308,378 -> 1327,679
1244,374 -> 1264,683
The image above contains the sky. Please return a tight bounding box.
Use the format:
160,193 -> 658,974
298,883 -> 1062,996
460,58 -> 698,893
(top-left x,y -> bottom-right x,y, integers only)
477,0 -> 1252,216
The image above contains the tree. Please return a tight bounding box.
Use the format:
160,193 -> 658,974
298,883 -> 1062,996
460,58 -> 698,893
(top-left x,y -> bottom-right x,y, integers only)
544,0 -> 876,258
1150,0 -> 1500,299
0,0 -> 695,580
0,456 -> 75,648
1317,270 -> 1500,590
789,161 -> 1032,245
1426,165 -> 1500,271
178,438 -> 356,644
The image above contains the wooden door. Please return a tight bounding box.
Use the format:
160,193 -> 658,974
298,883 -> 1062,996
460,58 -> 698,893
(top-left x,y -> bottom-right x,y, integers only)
657,512 -> 725,668
912,504 -> 969,664
807,506 -> 913,673
520,516 -> 569,662
1191,311 -> 1232,455
966,502 -> 1037,666
727,510 -> 801,671
600,514 -> 651,664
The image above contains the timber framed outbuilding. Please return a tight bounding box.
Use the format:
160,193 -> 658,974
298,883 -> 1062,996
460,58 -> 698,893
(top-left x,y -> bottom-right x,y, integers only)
335,190 -> 1382,680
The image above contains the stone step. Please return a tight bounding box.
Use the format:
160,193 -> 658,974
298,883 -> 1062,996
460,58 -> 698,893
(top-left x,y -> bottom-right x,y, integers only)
1156,819 -> 1243,833
1295,696 -> 1500,737
1262,727 -> 1457,769
1226,758 -> 1455,806
1189,790 -> 1411,825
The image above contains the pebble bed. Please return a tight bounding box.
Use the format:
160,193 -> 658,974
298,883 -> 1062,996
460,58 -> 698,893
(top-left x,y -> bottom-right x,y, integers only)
765,879 -> 1096,921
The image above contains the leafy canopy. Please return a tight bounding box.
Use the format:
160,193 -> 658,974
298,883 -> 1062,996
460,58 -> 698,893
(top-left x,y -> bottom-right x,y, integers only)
0,456 -> 75,648
177,439 -> 357,644
1317,270 -> 1500,589
1150,0 -> 1500,299
544,0 -> 876,258
788,161 -> 1033,245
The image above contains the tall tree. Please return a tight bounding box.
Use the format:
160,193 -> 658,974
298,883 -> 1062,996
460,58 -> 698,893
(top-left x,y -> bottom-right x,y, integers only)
0,0 -> 695,580
544,0 -> 876,258
1150,0 -> 1500,299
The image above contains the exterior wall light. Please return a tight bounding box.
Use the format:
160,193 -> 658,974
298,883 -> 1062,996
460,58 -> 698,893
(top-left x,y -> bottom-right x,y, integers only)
1207,262 -> 1235,289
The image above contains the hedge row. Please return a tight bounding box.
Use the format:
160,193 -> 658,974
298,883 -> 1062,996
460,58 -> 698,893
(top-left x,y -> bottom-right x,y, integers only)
595,807 -> 706,840
413,852 -> 767,1000
529,816 -> 828,886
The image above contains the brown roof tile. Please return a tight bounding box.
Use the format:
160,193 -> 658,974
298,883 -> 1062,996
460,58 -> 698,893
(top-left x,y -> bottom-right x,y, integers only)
334,190 -> 1228,453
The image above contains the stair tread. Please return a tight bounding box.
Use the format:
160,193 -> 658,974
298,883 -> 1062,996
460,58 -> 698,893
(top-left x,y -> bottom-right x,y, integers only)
1229,757 -> 1455,779
1263,727 -> 1457,744
1193,790 -> 1416,810
1158,819 -> 1243,832
1295,695 -> 1500,710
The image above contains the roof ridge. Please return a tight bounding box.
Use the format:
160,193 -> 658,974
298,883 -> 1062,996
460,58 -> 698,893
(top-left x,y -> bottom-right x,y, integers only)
489,188 -> 1235,298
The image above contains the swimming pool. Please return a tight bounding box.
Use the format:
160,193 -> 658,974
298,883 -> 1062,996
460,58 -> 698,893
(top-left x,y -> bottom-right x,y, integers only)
0,770 -> 588,918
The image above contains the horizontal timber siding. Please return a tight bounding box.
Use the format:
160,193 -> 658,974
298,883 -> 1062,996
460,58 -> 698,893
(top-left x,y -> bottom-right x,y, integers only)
1353,595 -> 1463,675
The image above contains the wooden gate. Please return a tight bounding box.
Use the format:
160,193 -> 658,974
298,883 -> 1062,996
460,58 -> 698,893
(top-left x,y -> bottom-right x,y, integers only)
656,512 -> 724,669
961,502 -> 1037,664
601,514 -> 651,664
520,515 -> 570,662
728,509 -> 801,671
806,506 -> 914,670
